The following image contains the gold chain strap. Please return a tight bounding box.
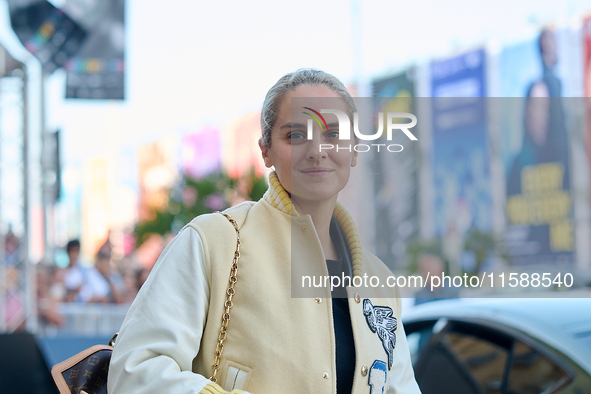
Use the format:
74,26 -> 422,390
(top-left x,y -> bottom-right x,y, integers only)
210,211 -> 241,383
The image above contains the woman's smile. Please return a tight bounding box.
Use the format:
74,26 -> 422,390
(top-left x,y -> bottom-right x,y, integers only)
300,167 -> 335,176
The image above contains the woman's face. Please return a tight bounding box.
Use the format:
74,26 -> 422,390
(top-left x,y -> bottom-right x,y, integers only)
259,84 -> 357,206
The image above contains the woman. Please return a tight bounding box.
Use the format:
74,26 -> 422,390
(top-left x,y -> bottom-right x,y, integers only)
507,80 -> 570,196
108,69 -> 420,394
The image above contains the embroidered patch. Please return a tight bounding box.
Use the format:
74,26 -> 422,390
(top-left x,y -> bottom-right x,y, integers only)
368,360 -> 388,394
363,299 -> 397,370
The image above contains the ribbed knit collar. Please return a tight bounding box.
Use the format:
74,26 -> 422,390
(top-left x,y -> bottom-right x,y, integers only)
263,171 -> 363,277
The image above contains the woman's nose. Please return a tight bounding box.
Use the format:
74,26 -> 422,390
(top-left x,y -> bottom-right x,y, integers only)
306,138 -> 327,161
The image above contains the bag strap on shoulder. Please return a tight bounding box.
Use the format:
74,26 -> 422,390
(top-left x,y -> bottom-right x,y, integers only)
209,211 -> 241,384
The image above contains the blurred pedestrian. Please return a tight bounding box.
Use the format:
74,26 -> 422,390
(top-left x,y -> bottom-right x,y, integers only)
63,239 -> 84,302
98,230 -> 113,259
135,266 -> 151,291
414,253 -> 459,305
95,252 -> 127,304
64,240 -> 113,303
4,229 -> 20,266
49,265 -> 67,303
37,265 -> 64,328
122,268 -> 139,303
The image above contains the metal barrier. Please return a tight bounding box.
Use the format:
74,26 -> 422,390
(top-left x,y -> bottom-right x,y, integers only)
40,303 -> 130,337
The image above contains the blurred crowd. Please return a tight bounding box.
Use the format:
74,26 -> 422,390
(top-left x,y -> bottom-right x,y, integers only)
36,238 -> 153,330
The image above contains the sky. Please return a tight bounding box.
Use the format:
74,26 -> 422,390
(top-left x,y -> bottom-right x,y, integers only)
1,0 -> 590,166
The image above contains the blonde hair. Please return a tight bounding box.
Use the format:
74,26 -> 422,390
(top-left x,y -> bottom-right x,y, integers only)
260,68 -> 355,147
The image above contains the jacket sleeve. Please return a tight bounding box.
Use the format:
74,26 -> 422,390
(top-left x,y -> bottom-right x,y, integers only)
107,226 -> 250,394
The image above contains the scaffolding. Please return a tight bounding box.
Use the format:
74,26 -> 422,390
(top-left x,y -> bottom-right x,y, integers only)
0,43 -> 33,333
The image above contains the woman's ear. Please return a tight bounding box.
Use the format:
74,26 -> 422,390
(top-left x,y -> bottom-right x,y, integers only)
351,150 -> 358,167
259,138 -> 274,168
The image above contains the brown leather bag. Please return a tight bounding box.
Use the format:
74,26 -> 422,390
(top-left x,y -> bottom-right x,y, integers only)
50,334 -> 116,394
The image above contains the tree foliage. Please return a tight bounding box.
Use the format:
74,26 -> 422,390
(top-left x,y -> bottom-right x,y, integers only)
134,168 -> 267,247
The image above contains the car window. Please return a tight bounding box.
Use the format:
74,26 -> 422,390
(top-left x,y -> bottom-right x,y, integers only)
413,325 -> 508,394
409,320 -> 575,394
507,340 -> 571,393
444,331 -> 508,393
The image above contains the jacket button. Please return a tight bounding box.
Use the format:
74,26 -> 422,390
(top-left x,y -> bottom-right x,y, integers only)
354,293 -> 361,303
315,297 -> 322,304
301,225 -> 307,232
361,365 -> 368,376
323,372 -> 329,379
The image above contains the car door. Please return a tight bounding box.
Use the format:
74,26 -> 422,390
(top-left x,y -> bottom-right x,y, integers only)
405,319 -> 576,393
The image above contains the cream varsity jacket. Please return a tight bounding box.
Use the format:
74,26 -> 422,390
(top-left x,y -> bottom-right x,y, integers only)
108,185 -> 420,394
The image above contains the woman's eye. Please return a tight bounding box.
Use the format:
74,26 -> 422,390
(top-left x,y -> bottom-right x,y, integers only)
326,130 -> 340,139
289,132 -> 306,140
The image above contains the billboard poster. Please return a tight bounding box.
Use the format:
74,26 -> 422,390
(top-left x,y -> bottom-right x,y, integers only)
181,127 -> 222,180
64,0 -> 125,99
430,49 -> 491,271
222,112 -> 267,179
371,69 -> 419,269
138,141 -> 177,222
499,28 -> 574,265
82,155 -> 111,257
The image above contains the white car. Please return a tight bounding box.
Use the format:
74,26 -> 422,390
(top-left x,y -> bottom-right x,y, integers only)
402,294 -> 591,393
